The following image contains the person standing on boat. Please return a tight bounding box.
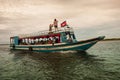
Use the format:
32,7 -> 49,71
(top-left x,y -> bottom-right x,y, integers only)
49,24 -> 53,32
52,37 -> 56,46
53,19 -> 58,31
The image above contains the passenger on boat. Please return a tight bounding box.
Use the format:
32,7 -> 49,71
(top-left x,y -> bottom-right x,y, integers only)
68,37 -> 72,43
49,24 -> 53,32
48,38 -> 53,44
52,37 -> 56,46
66,32 -> 73,43
55,37 -> 59,43
53,19 -> 58,31
41,38 -> 44,44
31,39 -> 35,45
34,38 -> 37,45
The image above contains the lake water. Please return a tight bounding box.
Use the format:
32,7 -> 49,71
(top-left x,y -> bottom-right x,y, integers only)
0,41 -> 120,80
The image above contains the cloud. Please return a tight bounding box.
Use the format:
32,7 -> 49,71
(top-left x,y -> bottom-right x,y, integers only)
0,0 -> 120,43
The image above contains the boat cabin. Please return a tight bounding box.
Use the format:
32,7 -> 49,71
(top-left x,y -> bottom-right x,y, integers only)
10,27 -> 77,46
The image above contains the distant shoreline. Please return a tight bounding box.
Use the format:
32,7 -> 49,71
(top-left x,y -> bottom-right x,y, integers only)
102,38 -> 120,41
0,44 -> 9,45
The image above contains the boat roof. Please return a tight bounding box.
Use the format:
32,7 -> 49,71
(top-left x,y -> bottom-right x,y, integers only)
18,27 -> 74,38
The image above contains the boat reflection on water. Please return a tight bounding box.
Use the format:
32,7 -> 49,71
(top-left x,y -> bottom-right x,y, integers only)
10,50 -> 105,80
10,50 -> 96,61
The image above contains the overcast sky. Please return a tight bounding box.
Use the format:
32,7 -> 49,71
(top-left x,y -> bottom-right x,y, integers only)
0,0 -> 120,44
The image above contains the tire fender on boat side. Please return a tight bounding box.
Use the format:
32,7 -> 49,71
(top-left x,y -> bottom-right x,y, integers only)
29,46 -> 33,51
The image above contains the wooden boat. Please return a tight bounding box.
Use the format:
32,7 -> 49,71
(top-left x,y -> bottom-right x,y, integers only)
10,24 -> 105,52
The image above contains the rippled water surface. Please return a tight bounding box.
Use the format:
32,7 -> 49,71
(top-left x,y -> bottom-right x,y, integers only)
0,41 -> 120,80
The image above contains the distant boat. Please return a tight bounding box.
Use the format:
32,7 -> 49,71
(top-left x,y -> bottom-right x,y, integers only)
10,22 -> 105,52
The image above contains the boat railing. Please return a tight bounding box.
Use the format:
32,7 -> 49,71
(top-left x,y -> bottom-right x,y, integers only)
18,27 -> 74,38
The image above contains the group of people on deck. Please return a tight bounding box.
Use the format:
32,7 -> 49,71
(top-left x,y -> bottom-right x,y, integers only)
19,36 -> 60,45
49,19 -> 58,32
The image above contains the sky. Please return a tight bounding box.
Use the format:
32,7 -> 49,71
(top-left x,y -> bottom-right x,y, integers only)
0,0 -> 120,44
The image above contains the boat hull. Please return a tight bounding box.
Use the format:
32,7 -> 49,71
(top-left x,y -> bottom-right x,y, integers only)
10,36 -> 105,52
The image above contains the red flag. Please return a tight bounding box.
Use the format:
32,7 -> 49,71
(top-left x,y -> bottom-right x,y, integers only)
61,21 -> 67,27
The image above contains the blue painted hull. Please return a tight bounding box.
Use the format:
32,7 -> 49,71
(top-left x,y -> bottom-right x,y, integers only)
10,36 -> 105,52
